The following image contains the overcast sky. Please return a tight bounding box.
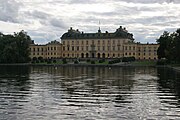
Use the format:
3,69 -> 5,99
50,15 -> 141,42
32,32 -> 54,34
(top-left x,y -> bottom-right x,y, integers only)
0,0 -> 180,44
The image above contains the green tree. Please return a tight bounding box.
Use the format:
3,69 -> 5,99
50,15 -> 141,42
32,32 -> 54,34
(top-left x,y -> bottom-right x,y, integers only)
0,30 -> 31,63
157,29 -> 180,63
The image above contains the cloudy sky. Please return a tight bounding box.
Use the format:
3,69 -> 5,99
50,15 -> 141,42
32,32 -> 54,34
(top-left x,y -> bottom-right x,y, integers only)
0,0 -> 180,44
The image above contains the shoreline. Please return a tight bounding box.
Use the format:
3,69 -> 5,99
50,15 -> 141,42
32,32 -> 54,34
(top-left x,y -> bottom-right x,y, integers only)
1,63 -> 180,72
0,63 -> 159,67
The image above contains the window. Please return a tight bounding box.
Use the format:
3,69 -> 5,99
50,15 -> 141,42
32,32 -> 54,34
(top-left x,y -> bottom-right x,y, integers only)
144,47 -> 146,52
98,46 -> 100,51
86,46 -> 88,51
81,47 -> 84,51
41,48 -> 43,51
54,47 -> 56,50
63,46 -> 65,51
77,46 -> 79,51
77,41 -> 79,45
133,46 -> 135,50
72,41 -> 74,45
108,46 -> 110,51
86,41 -> 88,45
103,46 -> 105,51
68,47 -> 69,51
125,46 -> 127,50
33,48 -> 35,51
72,46 -> 74,51
98,40 -> 100,44
113,46 -> 115,51
108,40 -> 110,44
129,46 -> 131,50
113,40 -> 115,44
138,47 -> 140,52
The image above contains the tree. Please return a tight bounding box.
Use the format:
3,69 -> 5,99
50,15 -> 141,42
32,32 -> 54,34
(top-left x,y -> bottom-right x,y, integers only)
157,29 -> 180,63
0,30 -> 32,63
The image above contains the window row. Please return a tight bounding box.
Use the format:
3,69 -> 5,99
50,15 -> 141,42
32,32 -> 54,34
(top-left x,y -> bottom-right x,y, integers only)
63,46 -> 121,51
30,47 -> 57,51
63,40 -> 124,45
31,52 -> 59,56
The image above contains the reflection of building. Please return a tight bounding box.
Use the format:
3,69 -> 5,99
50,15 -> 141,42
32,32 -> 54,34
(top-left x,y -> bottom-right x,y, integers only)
29,26 -> 159,60
30,40 -> 62,59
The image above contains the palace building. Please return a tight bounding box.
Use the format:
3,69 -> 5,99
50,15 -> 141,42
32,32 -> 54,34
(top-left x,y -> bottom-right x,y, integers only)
61,26 -> 159,60
29,26 -> 159,60
29,40 -> 62,59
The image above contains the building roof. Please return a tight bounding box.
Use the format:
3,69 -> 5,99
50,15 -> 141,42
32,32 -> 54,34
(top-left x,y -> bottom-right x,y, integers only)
61,26 -> 134,40
47,40 -> 61,45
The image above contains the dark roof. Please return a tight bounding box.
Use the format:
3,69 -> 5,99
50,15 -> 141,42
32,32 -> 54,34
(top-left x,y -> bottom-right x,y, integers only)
61,26 -> 134,40
47,40 -> 61,45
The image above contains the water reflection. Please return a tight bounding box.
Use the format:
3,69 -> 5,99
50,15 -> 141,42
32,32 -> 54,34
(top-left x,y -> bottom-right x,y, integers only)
157,67 -> 180,107
0,66 -> 180,119
0,66 -> 30,120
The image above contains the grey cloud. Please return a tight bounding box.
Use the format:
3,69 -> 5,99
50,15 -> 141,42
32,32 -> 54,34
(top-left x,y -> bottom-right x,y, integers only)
68,0 -> 98,4
50,18 -> 67,29
0,0 -> 21,23
114,0 -> 180,4
24,10 -> 67,29
25,10 -> 50,19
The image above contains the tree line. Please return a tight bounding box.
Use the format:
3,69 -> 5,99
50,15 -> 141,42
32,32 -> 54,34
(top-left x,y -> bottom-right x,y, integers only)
0,30 -> 31,63
157,29 -> 180,64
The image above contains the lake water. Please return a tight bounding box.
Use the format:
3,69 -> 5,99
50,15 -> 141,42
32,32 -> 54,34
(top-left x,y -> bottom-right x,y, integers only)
0,66 -> 180,120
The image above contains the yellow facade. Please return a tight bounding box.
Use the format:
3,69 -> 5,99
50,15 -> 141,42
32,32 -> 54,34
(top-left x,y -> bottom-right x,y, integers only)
29,40 -> 62,59
123,43 -> 159,60
29,26 -> 159,60
137,43 -> 159,60
61,26 -> 159,60
62,38 -> 132,58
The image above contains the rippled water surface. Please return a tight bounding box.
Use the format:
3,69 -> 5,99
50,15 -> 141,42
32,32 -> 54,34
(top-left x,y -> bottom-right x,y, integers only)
0,66 -> 180,120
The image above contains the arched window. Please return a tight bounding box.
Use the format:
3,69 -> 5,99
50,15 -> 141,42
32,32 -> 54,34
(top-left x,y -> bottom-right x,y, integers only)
81,53 -> 84,58
86,53 -> 89,58
102,53 -> 105,58
97,53 -> 100,58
